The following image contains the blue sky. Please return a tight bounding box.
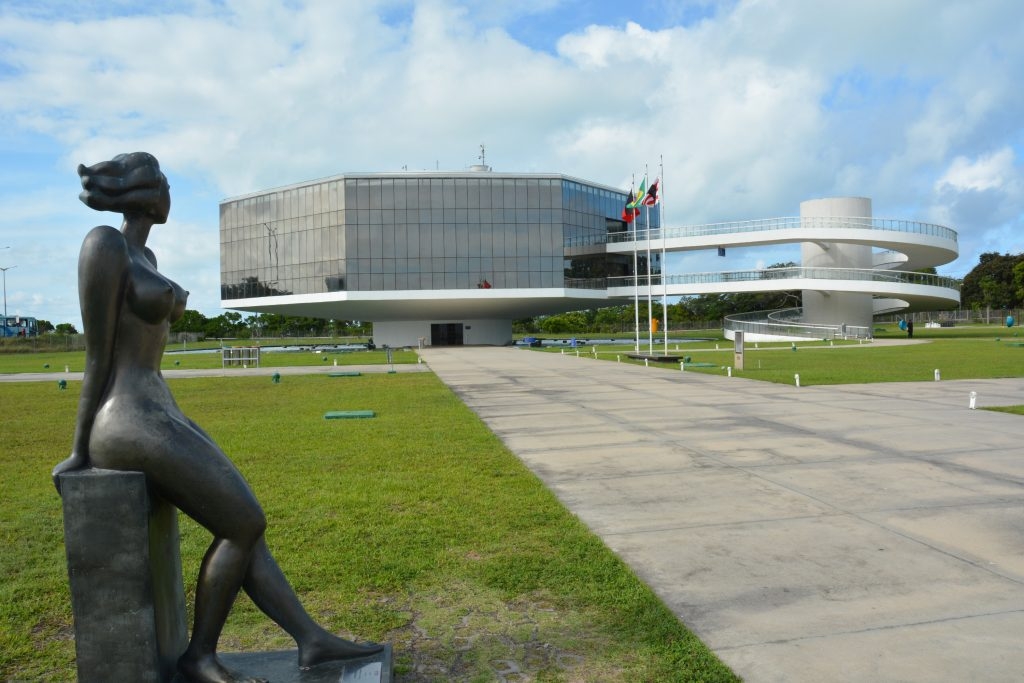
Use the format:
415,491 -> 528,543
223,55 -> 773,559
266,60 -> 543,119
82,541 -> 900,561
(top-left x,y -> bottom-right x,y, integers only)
1,0 -> 1022,327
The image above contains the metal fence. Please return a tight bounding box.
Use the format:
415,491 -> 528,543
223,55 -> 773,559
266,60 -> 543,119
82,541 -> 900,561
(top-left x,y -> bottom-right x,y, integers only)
594,215 -> 958,247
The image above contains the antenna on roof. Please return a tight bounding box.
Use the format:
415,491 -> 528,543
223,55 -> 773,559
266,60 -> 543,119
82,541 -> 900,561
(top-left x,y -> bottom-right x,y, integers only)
469,143 -> 492,172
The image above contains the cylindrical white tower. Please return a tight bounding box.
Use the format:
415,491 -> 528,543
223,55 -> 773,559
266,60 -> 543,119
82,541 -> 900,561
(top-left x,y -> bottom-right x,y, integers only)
800,197 -> 873,330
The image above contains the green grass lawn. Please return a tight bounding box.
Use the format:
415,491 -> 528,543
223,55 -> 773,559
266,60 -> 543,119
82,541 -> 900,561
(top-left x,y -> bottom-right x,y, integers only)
0,345 -> 416,374
985,405 -> 1024,416
0,374 -> 737,682
537,326 -> 1024,387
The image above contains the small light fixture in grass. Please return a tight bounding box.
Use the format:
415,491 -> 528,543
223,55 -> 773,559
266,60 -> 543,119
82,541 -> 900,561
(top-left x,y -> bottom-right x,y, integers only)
324,410 -> 375,419
272,372 -> 281,384
57,379 -> 67,391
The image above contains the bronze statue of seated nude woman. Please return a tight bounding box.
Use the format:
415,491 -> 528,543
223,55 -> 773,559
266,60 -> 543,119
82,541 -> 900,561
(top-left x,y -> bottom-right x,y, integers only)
52,152 -> 382,683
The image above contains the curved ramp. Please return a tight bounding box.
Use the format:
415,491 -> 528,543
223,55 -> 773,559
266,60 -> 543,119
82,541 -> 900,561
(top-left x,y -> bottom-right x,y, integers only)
604,216 -> 957,271
608,267 -> 960,311
602,215 -> 959,320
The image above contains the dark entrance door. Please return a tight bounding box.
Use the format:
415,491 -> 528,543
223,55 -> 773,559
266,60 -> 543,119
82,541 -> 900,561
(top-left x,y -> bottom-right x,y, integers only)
430,323 -> 464,346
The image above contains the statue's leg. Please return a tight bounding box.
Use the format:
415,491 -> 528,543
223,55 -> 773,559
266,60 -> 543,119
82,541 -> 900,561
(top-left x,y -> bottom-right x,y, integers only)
178,539 -> 270,683
243,537 -> 384,667
90,415 -> 270,683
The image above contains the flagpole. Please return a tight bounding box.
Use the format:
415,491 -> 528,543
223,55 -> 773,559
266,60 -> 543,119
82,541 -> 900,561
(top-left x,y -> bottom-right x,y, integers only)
631,175 -> 640,352
645,168 -> 653,354
661,156 -> 668,356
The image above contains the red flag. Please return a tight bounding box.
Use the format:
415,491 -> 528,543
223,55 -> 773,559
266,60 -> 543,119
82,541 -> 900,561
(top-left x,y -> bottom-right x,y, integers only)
641,178 -> 660,207
621,189 -> 638,223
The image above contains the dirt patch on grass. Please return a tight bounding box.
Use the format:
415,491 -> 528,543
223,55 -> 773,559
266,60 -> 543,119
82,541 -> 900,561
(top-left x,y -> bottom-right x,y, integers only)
378,585 -> 629,682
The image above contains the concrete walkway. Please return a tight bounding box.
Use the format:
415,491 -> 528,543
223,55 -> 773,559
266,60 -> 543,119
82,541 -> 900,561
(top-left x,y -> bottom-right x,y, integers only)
419,346 -> 1024,683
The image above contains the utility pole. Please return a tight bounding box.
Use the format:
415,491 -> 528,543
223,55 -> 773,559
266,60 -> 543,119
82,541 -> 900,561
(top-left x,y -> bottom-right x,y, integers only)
0,264 -> 15,324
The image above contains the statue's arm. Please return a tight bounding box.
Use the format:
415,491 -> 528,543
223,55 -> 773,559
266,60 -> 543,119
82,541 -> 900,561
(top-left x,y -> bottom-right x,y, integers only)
53,226 -> 128,490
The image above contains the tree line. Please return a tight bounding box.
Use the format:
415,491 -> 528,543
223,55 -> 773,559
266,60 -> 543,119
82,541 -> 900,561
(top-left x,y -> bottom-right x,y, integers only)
29,312 -> 371,339
169,311 -> 372,338
959,252 -> 1024,312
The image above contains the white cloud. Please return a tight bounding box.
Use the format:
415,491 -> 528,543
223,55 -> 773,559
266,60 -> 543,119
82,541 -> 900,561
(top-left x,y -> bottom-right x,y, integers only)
1,0 -> 1023,323
936,148 -> 1017,193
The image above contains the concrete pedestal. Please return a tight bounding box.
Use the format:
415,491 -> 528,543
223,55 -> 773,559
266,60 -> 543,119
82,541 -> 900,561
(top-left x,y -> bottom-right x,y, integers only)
172,647 -> 394,683
59,469 -> 188,683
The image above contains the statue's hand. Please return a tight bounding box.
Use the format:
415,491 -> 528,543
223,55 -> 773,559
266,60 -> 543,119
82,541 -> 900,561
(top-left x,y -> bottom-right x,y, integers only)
52,453 -> 88,494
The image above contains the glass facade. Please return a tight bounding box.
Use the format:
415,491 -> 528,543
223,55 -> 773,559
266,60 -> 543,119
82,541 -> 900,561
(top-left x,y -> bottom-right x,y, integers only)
220,173 -> 658,300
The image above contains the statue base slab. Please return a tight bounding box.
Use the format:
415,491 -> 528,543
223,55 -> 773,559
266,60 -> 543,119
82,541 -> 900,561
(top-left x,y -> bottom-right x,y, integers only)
171,646 -> 393,682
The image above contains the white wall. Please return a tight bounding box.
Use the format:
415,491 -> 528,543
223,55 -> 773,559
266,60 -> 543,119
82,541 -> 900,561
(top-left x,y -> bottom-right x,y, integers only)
372,321 -> 430,348
460,319 -> 513,346
800,197 -> 874,329
372,318 -> 513,347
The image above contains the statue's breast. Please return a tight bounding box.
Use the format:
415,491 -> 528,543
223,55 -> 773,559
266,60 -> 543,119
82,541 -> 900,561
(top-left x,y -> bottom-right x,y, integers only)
127,259 -> 188,325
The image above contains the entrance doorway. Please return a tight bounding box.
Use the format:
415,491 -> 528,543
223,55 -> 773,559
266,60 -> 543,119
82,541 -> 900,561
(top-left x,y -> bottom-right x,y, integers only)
430,323 -> 464,346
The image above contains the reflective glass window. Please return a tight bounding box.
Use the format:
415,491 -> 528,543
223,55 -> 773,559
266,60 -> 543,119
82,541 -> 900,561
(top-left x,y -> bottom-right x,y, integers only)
393,181 -> 406,210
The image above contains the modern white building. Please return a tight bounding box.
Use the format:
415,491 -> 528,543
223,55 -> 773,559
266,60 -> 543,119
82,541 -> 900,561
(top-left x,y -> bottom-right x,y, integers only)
220,169 -> 959,345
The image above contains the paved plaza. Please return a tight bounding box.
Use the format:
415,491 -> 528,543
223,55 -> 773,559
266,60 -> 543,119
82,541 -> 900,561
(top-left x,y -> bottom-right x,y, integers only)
420,346 -> 1024,683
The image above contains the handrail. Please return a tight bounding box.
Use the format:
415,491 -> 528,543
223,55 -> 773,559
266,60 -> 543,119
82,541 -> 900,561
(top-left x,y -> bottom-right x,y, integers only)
563,277 -> 608,289
565,216 -> 957,248
723,307 -> 873,340
608,267 -> 961,291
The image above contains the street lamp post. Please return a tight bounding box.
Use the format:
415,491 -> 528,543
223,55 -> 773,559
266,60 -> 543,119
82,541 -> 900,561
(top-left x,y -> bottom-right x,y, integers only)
0,264 -> 15,325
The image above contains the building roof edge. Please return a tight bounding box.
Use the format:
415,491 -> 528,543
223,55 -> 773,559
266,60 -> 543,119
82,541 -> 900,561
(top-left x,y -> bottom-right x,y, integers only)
220,171 -> 626,204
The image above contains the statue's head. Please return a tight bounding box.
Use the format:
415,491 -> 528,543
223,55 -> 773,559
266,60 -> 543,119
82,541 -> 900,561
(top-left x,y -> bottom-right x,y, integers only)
78,152 -> 170,224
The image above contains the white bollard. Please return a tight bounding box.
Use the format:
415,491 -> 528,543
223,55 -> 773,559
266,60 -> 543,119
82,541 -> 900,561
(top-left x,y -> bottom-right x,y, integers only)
575,349 -> 580,357
716,344 -> 720,350
333,359 -> 337,366
65,365 -> 70,373
969,391 -> 977,409
617,355 -> 621,362
934,369 -> 940,381
561,349 -> 564,355
644,358 -> 649,367
680,361 -> 685,372
727,367 -> 732,377
795,373 -> 800,388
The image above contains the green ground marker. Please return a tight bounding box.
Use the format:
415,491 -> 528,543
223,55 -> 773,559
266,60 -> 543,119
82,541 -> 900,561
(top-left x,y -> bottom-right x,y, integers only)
323,410 -> 376,419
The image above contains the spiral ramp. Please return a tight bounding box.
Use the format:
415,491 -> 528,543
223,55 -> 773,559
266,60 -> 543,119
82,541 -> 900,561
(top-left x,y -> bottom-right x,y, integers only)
603,197 -> 959,340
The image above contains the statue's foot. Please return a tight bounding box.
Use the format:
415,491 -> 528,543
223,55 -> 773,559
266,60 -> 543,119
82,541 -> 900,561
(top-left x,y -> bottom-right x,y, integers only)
298,632 -> 385,669
178,653 -> 268,683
